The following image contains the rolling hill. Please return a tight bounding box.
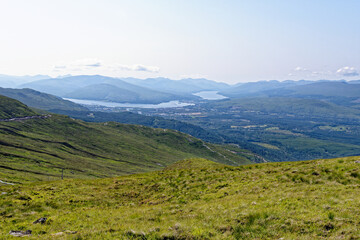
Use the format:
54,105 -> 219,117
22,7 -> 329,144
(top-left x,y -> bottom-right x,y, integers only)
1,156 -> 360,239
220,80 -> 360,107
220,80 -> 315,97
122,77 -> 230,94
0,95 -> 37,119
0,87 -> 87,111
0,95 -> 251,183
207,97 -> 360,119
168,97 -> 360,162
268,81 -> 360,98
51,109 -> 225,143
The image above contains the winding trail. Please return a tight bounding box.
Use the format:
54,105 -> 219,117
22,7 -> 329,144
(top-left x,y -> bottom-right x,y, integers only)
0,115 -> 51,122
0,180 -> 15,185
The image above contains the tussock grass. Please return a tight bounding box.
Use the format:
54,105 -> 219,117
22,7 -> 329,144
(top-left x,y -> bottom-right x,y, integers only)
1,157 -> 360,239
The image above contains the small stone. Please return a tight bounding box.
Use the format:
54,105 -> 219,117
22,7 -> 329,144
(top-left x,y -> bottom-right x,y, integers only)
252,201 -> 257,205
33,217 -> 47,224
64,230 -> 78,234
173,223 -> 181,230
9,230 -> 32,237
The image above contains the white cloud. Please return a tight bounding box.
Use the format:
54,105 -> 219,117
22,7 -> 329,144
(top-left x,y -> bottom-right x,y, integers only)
288,66 -> 350,79
113,64 -> 160,72
294,66 -> 308,72
336,66 -> 359,77
53,59 -> 160,73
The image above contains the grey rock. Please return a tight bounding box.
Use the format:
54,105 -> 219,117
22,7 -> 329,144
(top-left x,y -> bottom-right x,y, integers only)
9,230 -> 32,237
33,217 -> 47,224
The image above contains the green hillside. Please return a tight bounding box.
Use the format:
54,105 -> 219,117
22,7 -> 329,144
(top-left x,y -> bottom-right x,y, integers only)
0,116 -> 251,183
1,156 -> 360,239
171,97 -> 360,161
0,88 -> 87,111
0,95 -> 36,119
0,96 -> 251,183
208,97 -> 360,119
51,109 -> 224,143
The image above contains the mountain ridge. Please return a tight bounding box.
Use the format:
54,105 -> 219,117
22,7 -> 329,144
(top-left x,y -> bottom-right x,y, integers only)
0,87 -> 87,111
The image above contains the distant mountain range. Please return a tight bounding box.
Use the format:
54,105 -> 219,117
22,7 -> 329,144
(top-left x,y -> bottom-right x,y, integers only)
121,77 -> 230,94
19,75 -> 214,104
1,73 -> 360,105
220,80 -> 360,106
0,74 -> 232,104
0,74 -> 50,88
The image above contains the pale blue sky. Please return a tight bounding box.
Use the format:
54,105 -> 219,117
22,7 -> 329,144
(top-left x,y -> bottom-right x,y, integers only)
0,0 -> 359,83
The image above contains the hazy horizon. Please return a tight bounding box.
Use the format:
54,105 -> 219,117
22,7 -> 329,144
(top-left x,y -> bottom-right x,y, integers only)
0,0 -> 359,83
1,73 -> 360,86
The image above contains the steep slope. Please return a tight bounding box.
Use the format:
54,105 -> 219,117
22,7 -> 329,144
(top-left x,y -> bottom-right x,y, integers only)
1,156 -> 360,239
0,87 -> 87,111
0,95 -> 37,119
0,96 -> 251,183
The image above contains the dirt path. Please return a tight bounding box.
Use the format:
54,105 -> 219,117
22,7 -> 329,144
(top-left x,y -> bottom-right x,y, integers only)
0,180 -> 15,185
0,115 -> 51,122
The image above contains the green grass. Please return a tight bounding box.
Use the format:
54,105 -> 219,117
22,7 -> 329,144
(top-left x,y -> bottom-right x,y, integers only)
0,95 -> 36,119
1,156 -> 360,239
0,94 -> 251,183
207,97 -> 360,119
251,142 -> 280,150
0,114 -> 251,183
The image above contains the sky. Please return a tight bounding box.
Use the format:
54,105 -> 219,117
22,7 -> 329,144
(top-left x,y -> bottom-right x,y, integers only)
0,0 -> 359,84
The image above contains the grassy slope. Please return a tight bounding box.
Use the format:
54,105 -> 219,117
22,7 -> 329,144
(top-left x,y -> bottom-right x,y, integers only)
0,95 -> 36,119
1,157 -> 360,239
0,114 -> 251,183
51,109 -> 225,143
